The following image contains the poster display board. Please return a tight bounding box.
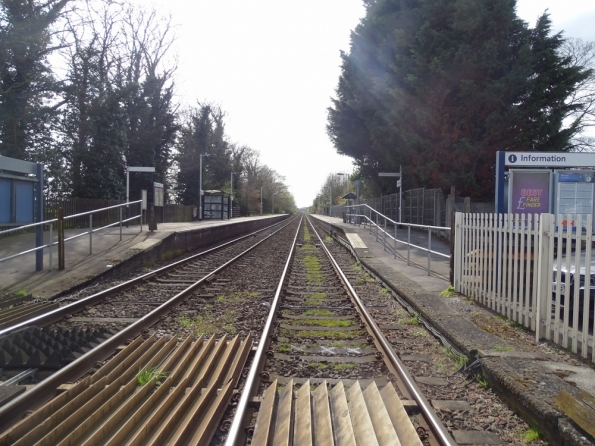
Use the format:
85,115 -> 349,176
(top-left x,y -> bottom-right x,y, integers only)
508,170 -> 551,214
554,170 -> 595,232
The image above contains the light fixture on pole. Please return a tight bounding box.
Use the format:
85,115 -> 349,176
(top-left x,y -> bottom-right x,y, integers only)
199,153 -> 216,221
230,171 -> 240,199
230,171 -> 240,218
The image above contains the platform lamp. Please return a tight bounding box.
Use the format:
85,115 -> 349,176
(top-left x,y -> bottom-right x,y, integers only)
199,153 -> 216,220
230,171 -> 240,218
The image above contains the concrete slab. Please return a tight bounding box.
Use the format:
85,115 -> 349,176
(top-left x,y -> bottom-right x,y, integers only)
541,361 -> 595,396
129,239 -> 161,251
345,233 -> 367,249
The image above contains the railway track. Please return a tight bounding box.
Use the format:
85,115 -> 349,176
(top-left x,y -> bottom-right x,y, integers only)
0,216 -> 297,429
0,214 -> 538,445
225,215 -> 453,446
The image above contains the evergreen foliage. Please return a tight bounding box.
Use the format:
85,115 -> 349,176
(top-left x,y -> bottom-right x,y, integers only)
0,0 -> 69,160
327,0 -> 591,199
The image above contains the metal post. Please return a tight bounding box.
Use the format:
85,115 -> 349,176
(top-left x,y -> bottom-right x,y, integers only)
383,218 -> 387,251
89,214 -> 93,254
399,164 -> 402,223
58,209 -> 65,271
375,212 -> 379,241
407,226 -> 411,265
427,227 -> 431,276
49,222 -> 53,270
393,224 -> 397,259
126,168 -> 130,226
260,187 -> 263,215
35,163 -> 44,271
119,206 -> 122,241
140,203 -> 143,233
199,155 -> 203,221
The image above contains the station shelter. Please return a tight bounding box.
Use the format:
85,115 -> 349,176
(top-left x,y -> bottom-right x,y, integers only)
202,190 -> 231,220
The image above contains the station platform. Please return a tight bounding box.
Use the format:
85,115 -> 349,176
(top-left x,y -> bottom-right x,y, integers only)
312,214 -> 595,445
2,212 -> 595,443
0,215 -> 285,300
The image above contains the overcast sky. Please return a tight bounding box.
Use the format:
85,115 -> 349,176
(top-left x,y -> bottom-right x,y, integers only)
141,0 -> 595,208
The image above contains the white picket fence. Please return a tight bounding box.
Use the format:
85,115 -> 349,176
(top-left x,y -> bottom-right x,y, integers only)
454,212 -> 594,361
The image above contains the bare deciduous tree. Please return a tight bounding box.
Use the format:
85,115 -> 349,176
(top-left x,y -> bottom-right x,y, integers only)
560,37 -> 595,151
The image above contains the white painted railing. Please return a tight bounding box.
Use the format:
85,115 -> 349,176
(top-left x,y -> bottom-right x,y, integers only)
454,212 -> 594,361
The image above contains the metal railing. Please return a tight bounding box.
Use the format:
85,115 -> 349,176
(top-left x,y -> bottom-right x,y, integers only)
344,204 -> 450,276
0,200 -> 143,270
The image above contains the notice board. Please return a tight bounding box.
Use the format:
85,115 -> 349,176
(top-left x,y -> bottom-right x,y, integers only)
554,170 -> 595,232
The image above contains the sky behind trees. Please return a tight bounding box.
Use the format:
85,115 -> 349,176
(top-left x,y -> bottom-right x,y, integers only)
137,0 -> 595,207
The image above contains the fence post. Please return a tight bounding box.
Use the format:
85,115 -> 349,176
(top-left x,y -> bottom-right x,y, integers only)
535,213 -> 553,342
453,212 -> 463,291
58,208 -> 65,270
450,211 -> 455,284
49,222 -> 53,271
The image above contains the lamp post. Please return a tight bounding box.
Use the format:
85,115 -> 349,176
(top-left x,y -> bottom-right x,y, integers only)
199,153 -> 215,221
230,171 -> 240,218
260,187 -> 263,216
272,191 -> 277,214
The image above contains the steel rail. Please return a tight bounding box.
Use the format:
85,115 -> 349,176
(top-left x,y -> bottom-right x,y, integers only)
0,215 -> 299,429
0,217 -> 291,338
224,215 -> 303,446
307,214 -> 456,446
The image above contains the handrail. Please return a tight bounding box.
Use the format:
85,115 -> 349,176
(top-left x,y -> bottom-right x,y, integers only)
62,200 -> 142,221
344,204 -> 450,276
0,200 -> 142,236
0,200 -> 143,267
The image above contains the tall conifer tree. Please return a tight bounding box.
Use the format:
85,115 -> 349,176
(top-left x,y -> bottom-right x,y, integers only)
0,0 -> 69,160
328,0 -> 590,198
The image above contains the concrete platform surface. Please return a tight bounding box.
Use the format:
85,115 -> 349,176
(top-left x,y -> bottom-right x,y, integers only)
312,214 -> 595,446
0,216 -> 280,299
